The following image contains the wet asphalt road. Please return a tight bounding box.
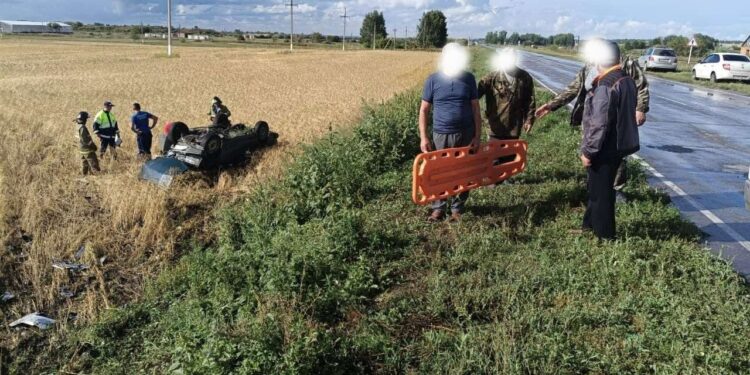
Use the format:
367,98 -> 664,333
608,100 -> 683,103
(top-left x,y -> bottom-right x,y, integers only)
518,51 -> 750,276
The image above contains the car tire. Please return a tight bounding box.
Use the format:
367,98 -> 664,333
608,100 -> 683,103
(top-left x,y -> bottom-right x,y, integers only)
692,70 -> 698,80
164,121 -> 190,153
254,121 -> 270,143
204,134 -> 222,162
710,72 -> 717,83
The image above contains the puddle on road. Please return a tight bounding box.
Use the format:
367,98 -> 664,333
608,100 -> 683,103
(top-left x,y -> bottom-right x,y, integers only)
649,144 -> 695,153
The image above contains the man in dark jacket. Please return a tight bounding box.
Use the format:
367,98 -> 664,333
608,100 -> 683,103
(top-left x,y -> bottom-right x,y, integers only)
579,40 -> 640,239
535,42 -> 649,201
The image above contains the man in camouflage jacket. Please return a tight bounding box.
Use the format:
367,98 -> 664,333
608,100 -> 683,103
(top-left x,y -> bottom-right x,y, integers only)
535,54 -> 650,195
477,50 -> 536,140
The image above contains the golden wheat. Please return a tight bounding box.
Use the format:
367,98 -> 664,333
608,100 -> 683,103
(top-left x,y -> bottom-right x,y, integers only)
0,39 -> 434,345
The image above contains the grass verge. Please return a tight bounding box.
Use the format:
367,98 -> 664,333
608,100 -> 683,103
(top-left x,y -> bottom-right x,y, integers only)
17,47 -> 750,374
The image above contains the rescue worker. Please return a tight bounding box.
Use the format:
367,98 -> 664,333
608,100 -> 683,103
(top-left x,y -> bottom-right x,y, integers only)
578,40 -> 639,239
535,39 -> 650,201
477,48 -> 536,142
92,101 -> 120,160
208,96 -> 231,128
419,43 -> 482,223
130,102 -> 159,158
75,111 -> 100,175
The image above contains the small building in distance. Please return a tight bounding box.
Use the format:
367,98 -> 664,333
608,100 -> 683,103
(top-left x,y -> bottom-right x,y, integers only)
741,35 -> 750,56
144,33 -> 167,39
0,20 -> 72,34
187,34 -> 210,41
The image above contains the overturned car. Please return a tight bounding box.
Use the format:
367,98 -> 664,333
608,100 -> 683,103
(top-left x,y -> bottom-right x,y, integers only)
140,118 -> 277,187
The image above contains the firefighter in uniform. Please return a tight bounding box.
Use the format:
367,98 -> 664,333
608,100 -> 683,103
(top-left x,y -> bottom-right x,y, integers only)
208,96 -> 231,128
75,111 -> 100,175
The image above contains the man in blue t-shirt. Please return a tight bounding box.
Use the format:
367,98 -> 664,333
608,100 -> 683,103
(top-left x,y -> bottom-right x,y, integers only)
419,43 -> 482,223
130,102 -> 159,158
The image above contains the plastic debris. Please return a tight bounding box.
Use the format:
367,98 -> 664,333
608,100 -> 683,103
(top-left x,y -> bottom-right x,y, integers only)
74,245 -> 86,260
9,312 -> 56,330
52,260 -> 89,272
59,288 -> 75,299
2,291 -> 14,302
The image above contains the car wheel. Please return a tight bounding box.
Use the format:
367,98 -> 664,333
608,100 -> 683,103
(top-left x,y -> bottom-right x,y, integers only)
164,121 -> 190,153
169,122 -> 189,142
254,121 -> 270,143
692,70 -> 698,80
710,72 -> 717,83
204,134 -> 222,160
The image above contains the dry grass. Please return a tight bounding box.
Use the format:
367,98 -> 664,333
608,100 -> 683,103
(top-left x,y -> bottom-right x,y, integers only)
0,39 -> 433,348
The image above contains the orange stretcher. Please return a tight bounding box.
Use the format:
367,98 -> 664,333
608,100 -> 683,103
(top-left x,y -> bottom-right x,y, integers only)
412,139 -> 528,205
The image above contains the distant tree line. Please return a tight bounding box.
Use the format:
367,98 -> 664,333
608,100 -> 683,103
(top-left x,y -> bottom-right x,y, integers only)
485,30 -> 576,47
360,9 -> 449,49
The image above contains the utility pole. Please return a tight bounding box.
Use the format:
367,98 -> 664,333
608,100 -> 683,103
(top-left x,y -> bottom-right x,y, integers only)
286,0 -> 298,51
393,28 -> 397,50
167,0 -> 172,56
340,7 -> 350,51
372,21 -> 376,50
404,27 -> 407,50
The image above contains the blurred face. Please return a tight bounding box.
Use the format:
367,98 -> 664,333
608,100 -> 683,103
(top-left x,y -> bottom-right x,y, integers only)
104,104 -> 112,111
581,39 -> 617,72
439,43 -> 469,78
492,48 -> 519,75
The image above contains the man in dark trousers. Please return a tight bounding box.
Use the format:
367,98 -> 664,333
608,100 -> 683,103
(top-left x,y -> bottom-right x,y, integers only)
579,40 -> 640,239
535,40 -> 649,202
130,102 -> 159,158
419,42 -> 482,223
92,100 -> 120,160
74,111 -> 100,175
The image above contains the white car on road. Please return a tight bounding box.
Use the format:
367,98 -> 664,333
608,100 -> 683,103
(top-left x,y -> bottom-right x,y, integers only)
693,53 -> 750,83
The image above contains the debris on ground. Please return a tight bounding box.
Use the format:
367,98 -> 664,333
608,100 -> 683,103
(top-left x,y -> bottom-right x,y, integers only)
52,260 -> 89,272
2,291 -> 14,302
59,288 -> 76,299
74,245 -> 86,260
9,313 -> 56,330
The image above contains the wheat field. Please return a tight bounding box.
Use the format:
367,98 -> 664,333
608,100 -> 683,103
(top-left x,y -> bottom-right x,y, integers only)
0,39 -> 434,345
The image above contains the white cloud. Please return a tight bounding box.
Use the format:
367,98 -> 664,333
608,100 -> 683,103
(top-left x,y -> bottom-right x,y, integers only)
553,15 -> 570,33
253,3 -> 316,14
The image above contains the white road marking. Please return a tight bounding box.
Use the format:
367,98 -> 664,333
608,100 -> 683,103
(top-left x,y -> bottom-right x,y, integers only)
631,154 -> 750,252
653,95 -> 690,107
529,63 -> 750,253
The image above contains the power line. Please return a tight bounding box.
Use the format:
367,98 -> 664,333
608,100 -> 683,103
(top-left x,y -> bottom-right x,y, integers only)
340,7 -> 351,51
285,0 -> 298,51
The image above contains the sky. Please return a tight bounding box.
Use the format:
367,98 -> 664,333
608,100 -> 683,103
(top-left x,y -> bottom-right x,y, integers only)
1,0 -> 749,41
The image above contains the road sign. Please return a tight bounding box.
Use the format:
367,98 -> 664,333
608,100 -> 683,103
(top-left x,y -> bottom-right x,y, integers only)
688,38 -> 697,47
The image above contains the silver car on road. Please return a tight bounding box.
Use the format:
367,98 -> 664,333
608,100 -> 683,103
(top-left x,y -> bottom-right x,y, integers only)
638,47 -> 678,71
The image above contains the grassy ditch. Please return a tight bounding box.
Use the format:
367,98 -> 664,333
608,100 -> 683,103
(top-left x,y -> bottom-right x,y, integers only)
23,48 -> 750,374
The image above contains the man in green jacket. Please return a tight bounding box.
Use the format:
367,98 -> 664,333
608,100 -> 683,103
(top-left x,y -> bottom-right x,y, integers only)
75,111 -> 100,175
477,48 -> 536,141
